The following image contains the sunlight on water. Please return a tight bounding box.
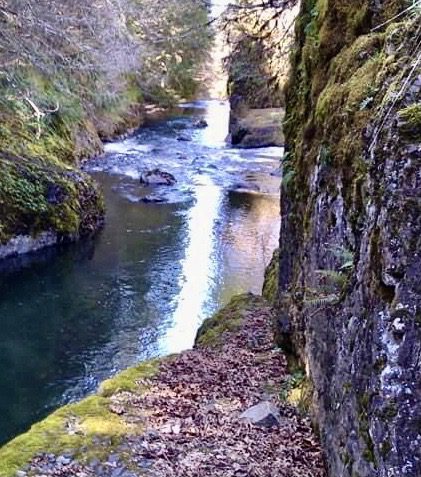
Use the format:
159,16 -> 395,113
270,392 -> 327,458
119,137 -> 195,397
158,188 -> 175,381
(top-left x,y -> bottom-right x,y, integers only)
163,176 -> 223,353
199,100 -> 231,148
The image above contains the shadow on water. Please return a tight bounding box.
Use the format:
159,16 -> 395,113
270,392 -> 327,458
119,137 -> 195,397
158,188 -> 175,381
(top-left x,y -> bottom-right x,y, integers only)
0,100 -> 282,445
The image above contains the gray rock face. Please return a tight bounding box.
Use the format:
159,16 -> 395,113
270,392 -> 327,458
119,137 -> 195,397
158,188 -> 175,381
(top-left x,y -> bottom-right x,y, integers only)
239,401 -> 281,428
273,5 -> 421,477
0,232 -> 58,260
139,169 -> 177,186
229,108 -> 284,149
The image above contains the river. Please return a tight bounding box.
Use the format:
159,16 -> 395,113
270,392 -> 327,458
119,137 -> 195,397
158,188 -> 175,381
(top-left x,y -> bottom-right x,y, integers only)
0,100 -> 281,445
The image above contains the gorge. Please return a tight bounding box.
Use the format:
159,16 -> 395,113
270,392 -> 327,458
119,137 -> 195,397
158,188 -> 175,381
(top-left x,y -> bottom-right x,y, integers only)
0,1 -> 420,477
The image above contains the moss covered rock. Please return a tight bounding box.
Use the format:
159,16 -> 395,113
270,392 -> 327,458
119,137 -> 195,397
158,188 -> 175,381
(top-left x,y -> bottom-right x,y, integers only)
195,293 -> 269,347
277,1 -> 421,476
0,153 -> 105,251
0,360 -> 160,477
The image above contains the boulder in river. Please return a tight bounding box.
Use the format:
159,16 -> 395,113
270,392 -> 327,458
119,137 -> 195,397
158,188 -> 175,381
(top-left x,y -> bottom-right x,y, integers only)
140,195 -> 166,204
230,108 -> 284,148
193,118 -> 208,129
229,182 -> 261,194
139,169 -> 177,186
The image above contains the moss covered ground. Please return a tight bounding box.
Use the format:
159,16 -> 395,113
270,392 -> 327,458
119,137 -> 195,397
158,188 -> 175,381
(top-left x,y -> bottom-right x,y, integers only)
0,360 -> 160,476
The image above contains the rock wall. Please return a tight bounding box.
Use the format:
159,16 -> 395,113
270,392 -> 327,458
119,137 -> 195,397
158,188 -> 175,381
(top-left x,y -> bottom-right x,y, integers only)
225,0 -> 296,148
276,1 -> 421,476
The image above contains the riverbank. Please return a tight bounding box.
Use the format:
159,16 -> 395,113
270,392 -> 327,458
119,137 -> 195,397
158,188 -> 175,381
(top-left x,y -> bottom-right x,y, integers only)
0,0 -> 210,261
0,95 -> 146,260
0,294 -> 325,477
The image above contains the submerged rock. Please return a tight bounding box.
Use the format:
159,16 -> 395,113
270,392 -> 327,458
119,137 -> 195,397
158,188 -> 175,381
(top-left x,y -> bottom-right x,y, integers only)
139,169 -> 177,186
176,134 -> 192,142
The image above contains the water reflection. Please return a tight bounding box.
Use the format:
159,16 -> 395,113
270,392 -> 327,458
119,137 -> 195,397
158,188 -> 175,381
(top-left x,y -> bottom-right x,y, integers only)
195,100 -> 230,148
163,176 -> 223,353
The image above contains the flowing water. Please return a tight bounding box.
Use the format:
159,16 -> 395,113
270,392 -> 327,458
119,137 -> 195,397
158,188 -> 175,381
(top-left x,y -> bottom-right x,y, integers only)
0,100 -> 282,445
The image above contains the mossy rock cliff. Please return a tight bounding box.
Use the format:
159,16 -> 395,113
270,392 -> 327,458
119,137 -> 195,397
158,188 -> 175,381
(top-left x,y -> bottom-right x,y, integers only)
278,1 -> 421,476
0,154 -> 104,247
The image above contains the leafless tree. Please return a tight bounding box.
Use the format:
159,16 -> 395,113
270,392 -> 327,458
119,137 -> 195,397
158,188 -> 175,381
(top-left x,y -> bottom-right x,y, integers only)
0,0 -> 210,132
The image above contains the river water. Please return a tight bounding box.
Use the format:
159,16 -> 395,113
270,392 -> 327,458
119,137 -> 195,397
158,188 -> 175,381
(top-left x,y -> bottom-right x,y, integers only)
0,100 -> 281,445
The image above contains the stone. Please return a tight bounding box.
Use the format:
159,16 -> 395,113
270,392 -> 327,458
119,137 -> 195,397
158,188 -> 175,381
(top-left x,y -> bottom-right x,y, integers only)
193,118 -> 208,128
0,232 -> 58,260
229,182 -> 261,194
108,454 -> 120,465
56,455 -> 71,466
239,401 -> 281,427
139,169 -> 176,186
111,467 -> 125,477
139,196 -> 166,204
229,108 -> 284,148
177,134 -> 192,142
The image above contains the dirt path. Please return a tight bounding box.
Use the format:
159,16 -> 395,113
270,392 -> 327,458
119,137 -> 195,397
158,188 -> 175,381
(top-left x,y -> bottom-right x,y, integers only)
8,295 -> 325,477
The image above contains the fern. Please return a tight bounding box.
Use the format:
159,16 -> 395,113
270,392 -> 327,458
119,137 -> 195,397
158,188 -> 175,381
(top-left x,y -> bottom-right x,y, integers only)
304,294 -> 339,310
316,269 -> 348,288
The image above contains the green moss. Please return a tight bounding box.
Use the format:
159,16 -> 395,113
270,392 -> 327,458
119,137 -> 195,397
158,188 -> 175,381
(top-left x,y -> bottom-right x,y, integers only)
280,370 -> 313,414
100,359 -> 160,397
0,359 -> 161,476
262,249 -> 280,304
195,294 -> 267,347
315,47 -> 385,125
0,154 -> 104,244
0,397 -> 125,477
398,104 -> 421,137
357,392 -> 377,467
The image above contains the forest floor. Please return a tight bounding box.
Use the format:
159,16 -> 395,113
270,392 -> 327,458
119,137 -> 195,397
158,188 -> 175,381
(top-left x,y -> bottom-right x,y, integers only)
7,295 -> 325,477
